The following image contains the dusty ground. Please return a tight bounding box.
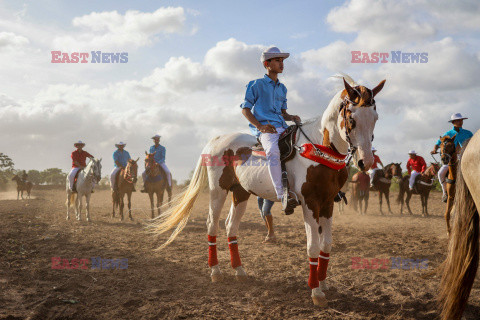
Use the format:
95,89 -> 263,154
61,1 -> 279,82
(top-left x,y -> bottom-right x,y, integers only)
1,187 -> 480,319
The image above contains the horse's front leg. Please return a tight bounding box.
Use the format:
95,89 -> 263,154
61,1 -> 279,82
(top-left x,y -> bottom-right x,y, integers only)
75,195 -> 81,220
148,192 -> 155,219
385,190 -> 393,214
66,192 -> 71,220
378,191 -> 383,215
85,194 -> 91,222
127,192 -> 133,221
119,193 -> 125,221
225,199 -> 249,280
207,189 -> 228,282
445,187 -> 455,235
405,192 -> 413,215
302,204 -> 327,307
364,194 -> 369,214
156,190 -> 164,217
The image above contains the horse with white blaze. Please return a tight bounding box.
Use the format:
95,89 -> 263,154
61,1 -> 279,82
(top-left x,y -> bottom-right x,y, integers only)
149,75 -> 386,306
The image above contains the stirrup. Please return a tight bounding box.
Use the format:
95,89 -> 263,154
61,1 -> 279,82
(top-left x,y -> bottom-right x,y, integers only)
282,191 -> 299,215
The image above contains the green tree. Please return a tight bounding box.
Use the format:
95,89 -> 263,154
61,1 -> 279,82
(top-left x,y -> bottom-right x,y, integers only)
41,168 -> 67,185
0,153 -> 15,185
27,170 -> 43,185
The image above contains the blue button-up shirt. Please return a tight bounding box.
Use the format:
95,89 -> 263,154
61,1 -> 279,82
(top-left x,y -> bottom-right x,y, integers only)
436,127 -> 473,148
113,149 -> 131,168
150,144 -> 166,164
240,74 -> 288,137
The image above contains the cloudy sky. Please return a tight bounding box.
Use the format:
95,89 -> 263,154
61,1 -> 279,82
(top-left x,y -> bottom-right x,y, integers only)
1,0 -> 479,182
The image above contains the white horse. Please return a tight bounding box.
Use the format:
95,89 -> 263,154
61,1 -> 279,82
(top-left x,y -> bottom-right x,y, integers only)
150,76 -> 385,306
66,158 -> 102,221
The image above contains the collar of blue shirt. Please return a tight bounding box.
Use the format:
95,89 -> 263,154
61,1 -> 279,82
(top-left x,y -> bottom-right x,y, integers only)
263,74 -> 281,85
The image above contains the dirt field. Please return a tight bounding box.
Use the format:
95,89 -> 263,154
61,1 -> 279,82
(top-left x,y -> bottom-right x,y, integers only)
1,187 -> 480,319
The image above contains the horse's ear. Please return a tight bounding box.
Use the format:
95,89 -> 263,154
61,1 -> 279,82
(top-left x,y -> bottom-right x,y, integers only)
99,158 -> 102,162
145,151 -> 148,155
398,162 -> 402,166
343,78 -> 357,100
451,134 -> 457,140
135,157 -> 139,162
372,79 -> 386,97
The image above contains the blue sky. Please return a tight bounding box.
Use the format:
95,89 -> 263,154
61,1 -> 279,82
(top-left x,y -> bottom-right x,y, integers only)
0,0 -> 479,181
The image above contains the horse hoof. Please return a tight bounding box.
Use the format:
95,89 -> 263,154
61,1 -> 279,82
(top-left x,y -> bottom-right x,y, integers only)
211,274 -> 222,282
312,295 -> 328,307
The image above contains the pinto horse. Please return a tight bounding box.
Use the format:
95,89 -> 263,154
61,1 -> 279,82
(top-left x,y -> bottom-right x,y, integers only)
439,130 -> 479,320
397,163 -> 439,216
144,152 -> 171,219
350,171 -> 369,214
11,175 -> 33,200
150,76 -> 386,306
439,135 -> 458,235
370,163 -> 403,214
112,158 -> 139,221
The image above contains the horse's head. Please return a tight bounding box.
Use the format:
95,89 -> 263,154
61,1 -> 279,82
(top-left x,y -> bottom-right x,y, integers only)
339,78 -> 386,171
126,158 -> 139,183
11,175 -> 19,181
439,135 -> 457,165
386,162 -> 403,179
425,162 -> 440,178
90,158 -> 102,183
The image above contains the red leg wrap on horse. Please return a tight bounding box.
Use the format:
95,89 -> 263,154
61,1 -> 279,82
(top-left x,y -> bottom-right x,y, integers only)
228,237 -> 241,269
308,257 -> 319,289
318,251 -> 330,281
208,235 -> 218,267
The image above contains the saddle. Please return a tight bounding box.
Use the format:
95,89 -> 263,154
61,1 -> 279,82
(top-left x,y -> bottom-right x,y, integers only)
252,125 -> 298,162
145,164 -> 165,183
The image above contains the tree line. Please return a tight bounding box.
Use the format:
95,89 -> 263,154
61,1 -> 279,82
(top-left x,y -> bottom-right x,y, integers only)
0,153 -> 67,186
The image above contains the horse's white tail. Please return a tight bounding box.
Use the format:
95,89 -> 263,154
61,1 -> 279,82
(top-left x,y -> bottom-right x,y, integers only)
66,193 -> 76,207
148,156 -> 208,250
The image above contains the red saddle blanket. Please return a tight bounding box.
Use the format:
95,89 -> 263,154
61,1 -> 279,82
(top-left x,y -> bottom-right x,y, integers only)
299,143 -> 347,170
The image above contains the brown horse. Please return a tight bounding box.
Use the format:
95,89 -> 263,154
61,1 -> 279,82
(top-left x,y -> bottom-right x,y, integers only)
11,175 -> 32,200
397,163 -> 439,216
438,132 -> 479,320
439,135 -> 458,236
112,158 -> 139,221
350,171 -> 369,214
144,152 -> 172,218
370,163 -> 403,214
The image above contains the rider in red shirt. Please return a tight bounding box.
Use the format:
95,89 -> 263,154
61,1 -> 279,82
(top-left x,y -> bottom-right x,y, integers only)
68,141 -> 94,192
406,150 -> 426,190
369,147 -> 384,187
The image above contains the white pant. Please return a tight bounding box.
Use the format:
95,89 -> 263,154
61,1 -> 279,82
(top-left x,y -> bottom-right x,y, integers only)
438,164 -> 448,195
142,163 -> 172,186
68,168 -> 81,190
369,168 -> 381,185
259,127 -> 285,200
409,170 -> 421,189
110,167 -> 121,189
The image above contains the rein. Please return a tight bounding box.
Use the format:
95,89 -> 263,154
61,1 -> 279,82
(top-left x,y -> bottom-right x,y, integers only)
294,95 -> 359,168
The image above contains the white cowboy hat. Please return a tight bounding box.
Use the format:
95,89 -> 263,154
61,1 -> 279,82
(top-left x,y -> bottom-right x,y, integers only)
448,113 -> 468,122
371,146 -> 377,152
408,150 -> 417,155
261,46 -> 290,63
115,141 -> 126,148
74,140 -> 85,147
151,134 -> 161,139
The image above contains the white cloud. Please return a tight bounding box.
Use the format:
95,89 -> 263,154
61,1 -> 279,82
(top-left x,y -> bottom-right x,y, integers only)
0,32 -> 29,50
53,7 -> 190,50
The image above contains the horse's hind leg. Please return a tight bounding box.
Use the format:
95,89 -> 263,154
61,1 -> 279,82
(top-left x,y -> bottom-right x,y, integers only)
207,189 -> 228,282
225,191 -> 250,281
385,190 -> 393,214
75,195 -> 81,220
85,194 -> 91,222
379,191 -> 383,215
120,193 -> 125,221
66,192 -> 71,220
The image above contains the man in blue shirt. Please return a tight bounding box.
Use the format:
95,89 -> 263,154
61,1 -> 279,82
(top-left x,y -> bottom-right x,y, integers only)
110,141 -> 131,191
431,113 -> 473,202
141,135 -> 172,192
240,46 -> 301,215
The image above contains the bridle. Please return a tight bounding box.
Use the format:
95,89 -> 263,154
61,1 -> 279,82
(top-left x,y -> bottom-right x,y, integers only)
123,161 -> 138,184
